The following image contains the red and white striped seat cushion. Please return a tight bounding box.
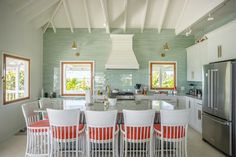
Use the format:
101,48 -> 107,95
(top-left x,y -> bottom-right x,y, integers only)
121,124 -> 151,140
154,124 -> 186,139
89,125 -> 119,140
28,120 -> 50,132
52,124 -> 85,139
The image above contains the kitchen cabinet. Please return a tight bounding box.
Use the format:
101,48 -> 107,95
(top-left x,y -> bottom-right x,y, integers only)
177,96 -> 186,109
186,97 -> 202,133
207,20 -> 236,63
186,40 -> 208,81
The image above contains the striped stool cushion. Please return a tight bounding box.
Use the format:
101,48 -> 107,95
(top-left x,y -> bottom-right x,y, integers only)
52,124 -> 85,139
89,125 -> 119,140
154,124 -> 185,139
121,124 -> 151,140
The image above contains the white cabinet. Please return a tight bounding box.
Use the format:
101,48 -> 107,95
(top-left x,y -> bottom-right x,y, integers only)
195,101 -> 202,133
186,40 -> 208,82
186,97 -> 202,133
207,20 -> 236,63
177,96 -> 186,109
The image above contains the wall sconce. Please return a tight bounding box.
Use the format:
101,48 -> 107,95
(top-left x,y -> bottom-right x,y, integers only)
163,42 -> 170,51
72,41 -> 77,50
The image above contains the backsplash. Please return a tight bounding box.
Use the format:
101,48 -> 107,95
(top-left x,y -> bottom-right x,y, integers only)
43,29 -> 194,95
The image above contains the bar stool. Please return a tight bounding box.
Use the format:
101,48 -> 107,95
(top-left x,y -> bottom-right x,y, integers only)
85,110 -> 119,157
154,109 -> 190,157
120,110 -> 156,157
47,109 -> 85,157
22,101 -> 50,157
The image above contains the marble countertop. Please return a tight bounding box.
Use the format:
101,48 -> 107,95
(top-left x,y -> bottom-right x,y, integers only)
35,99 -> 175,113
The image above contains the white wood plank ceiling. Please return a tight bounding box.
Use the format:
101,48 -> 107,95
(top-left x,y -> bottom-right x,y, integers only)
1,0 -> 225,35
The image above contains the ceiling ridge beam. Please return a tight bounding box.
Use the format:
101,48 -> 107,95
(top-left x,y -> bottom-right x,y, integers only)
175,0 -> 189,34
43,0 -> 63,33
141,0 -> 149,33
99,0 -> 110,33
27,0 -> 60,22
158,0 -> 170,33
123,0 -> 128,33
82,0 -> 92,33
15,0 -> 34,13
62,0 -> 74,33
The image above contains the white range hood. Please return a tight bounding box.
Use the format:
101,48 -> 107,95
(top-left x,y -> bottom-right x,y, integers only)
105,34 -> 139,69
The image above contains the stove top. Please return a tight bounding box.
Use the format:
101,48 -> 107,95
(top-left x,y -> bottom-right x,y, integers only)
116,92 -> 134,100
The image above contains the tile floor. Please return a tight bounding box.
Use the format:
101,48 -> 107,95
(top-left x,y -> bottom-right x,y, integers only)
0,127 -> 226,157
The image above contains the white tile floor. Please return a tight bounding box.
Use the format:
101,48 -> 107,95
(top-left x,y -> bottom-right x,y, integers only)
0,127 -> 226,157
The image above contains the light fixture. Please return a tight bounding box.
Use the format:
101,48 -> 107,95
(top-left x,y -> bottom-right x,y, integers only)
185,28 -> 192,36
72,41 -> 77,50
207,13 -> 214,21
163,42 -> 170,51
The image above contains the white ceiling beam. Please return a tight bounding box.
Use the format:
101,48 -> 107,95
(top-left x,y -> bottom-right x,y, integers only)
27,0 -> 59,22
141,0 -> 149,33
43,0 -> 63,33
82,0 -> 91,33
123,0 -> 128,33
175,0 -> 189,34
50,20 -> 56,33
15,0 -> 34,13
158,0 -> 170,33
62,0 -> 74,33
99,0 -> 110,33
43,21 -> 51,33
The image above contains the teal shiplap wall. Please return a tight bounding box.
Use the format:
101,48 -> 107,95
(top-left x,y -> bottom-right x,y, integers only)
43,29 -> 194,95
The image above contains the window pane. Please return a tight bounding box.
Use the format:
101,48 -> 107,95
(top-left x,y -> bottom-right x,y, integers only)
150,62 -> 176,90
62,62 -> 93,96
4,55 -> 30,104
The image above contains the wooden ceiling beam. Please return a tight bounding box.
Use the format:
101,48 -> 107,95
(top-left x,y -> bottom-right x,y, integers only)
175,0 -> 189,35
43,0 -> 63,33
62,0 -> 74,33
123,0 -> 128,33
27,0 -> 59,22
158,0 -> 170,33
82,0 -> 91,33
141,0 -> 149,33
99,0 -> 110,33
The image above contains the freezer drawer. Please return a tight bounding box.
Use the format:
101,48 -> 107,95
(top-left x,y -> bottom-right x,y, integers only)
202,112 -> 232,156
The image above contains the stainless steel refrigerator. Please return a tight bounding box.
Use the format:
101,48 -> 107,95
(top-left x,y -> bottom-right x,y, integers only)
202,61 -> 236,156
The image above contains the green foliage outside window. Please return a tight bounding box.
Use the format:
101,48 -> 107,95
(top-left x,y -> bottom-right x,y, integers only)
66,77 -> 90,91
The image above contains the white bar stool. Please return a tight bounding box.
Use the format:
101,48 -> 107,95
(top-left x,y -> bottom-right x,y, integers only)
22,101 -> 50,157
121,110 -> 156,157
85,110 -> 119,157
154,109 -> 190,157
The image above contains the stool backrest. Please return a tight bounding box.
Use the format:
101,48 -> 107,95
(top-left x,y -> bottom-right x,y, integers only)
160,109 -> 190,125
85,110 -> 118,141
47,109 -> 80,126
22,101 -> 40,126
123,110 -> 155,126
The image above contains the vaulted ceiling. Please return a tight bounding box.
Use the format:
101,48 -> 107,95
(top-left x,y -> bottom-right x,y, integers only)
1,0 -> 226,35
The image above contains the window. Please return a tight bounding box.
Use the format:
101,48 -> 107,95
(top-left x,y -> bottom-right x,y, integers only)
3,54 -> 30,104
61,61 -> 94,96
149,62 -> 176,90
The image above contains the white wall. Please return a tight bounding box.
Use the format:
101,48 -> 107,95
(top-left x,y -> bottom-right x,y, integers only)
0,2 -> 43,142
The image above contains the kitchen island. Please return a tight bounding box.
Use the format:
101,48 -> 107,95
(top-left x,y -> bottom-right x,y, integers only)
36,99 -> 176,123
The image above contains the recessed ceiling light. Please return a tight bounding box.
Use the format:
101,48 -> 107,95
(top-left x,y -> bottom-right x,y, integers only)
207,13 -> 214,21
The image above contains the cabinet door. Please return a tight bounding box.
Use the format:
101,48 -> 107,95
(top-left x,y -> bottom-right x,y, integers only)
195,103 -> 202,133
207,20 -> 236,63
177,97 -> 186,109
187,40 -> 207,82
186,98 -> 195,127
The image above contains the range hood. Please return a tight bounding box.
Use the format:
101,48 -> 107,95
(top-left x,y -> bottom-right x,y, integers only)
105,34 -> 139,69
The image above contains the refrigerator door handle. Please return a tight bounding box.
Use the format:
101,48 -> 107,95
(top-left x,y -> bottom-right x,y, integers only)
210,70 -> 214,109
208,70 -> 211,108
213,69 -> 218,110
203,113 -> 230,126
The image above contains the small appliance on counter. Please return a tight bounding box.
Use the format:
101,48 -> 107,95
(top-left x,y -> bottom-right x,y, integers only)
134,84 -> 142,94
